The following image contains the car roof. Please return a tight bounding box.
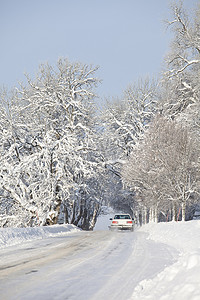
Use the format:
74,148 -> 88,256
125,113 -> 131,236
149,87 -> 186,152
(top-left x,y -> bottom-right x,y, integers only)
114,213 -> 131,215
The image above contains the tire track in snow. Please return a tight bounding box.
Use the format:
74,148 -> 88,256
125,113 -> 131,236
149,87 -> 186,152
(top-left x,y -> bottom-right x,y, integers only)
0,230 -> 178,300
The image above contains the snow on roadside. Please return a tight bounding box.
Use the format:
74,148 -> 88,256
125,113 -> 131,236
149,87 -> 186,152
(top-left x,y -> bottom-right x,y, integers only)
0,224 -> 81,249
0,205 -> 113,249
130,220 -> 200,300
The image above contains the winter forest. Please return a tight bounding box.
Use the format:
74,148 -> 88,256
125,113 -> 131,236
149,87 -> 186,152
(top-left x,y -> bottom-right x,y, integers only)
0,1 -> 200,229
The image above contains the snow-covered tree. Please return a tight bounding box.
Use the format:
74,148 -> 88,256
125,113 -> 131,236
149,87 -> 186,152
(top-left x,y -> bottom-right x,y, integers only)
161,1 -> 200,124
0,59 -> 103,229
99,78 -> 159,213
101,78 -> 158,157
122,116 -> 200,222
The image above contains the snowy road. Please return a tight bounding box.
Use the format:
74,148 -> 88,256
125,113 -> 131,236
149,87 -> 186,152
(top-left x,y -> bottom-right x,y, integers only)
0,229 -> 177,300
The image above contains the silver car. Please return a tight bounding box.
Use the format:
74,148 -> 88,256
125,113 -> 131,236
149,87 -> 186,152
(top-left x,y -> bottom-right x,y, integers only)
109,213 -> 134,231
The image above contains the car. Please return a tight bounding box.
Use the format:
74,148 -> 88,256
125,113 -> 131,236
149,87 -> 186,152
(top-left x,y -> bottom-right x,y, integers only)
109,213 -> 134,231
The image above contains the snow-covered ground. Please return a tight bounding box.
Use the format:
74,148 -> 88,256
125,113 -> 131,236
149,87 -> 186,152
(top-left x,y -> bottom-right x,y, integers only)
132,220 -> 200,300
0,224 -> 81,249
0,217 -> 200,300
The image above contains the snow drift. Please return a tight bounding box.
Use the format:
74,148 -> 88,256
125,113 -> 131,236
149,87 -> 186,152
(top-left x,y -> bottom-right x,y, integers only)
131,220 -> 200,300
0,224 -> 81,249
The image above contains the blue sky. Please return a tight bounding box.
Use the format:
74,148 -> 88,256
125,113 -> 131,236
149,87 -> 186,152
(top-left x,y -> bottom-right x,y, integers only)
0,0 -> 198,102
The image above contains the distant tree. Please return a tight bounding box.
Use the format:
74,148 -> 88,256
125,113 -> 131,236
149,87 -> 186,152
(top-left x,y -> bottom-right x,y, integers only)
101,78 -> 158,157
99,78 -> 159,213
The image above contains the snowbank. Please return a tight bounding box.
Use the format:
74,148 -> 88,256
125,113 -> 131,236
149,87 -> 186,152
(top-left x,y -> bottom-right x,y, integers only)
0,224 -> 81,249
131,220 -> 200,300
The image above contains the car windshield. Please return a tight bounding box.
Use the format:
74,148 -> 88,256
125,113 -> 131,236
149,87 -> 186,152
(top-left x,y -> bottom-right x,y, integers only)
114,215 -> 131,220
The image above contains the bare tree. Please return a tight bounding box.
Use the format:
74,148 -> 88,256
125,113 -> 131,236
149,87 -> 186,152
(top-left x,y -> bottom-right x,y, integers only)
122,116 -> 200,222
161,1 -> 200,121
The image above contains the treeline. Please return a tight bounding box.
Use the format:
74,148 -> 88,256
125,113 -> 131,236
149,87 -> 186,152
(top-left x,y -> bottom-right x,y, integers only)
0,61 -> 107,229
0,1 -> 199,228
107,1 -> 200,223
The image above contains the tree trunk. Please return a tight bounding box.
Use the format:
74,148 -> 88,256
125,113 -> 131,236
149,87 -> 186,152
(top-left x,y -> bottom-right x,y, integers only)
142,206 -> 147,224
182,201 -> 186,221
70,200 -> 76,224
139,212 -> 142,226
149,207 -> 153,222
89,205 -> 99,230
172,202 -> 177,222
82,208 -> 90,230
135,211 -> 140,226
154,205 -> 158,223
73,201 -> 84,227
64,203 -> 69,224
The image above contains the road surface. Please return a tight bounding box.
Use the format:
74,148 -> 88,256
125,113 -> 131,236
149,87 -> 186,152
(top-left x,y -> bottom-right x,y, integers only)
0,229 -> 177,299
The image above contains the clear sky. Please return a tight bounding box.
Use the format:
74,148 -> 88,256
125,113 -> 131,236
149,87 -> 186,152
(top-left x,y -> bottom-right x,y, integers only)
0,0 -> 198,102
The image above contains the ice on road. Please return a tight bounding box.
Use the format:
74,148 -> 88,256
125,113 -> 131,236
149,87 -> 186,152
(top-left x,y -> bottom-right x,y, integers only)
0,229 -> 177,300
